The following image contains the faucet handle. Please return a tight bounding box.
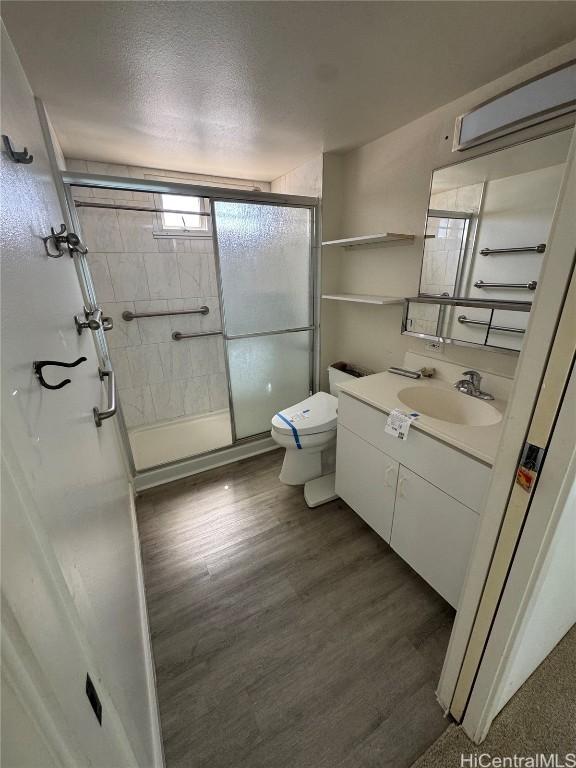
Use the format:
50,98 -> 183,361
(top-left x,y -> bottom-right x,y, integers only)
462,370 -> 481,388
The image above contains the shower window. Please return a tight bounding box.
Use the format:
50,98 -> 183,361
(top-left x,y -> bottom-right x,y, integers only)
158,193 -> 209,233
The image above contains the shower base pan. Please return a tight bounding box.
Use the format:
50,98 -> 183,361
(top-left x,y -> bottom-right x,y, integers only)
129,409 -> 233,471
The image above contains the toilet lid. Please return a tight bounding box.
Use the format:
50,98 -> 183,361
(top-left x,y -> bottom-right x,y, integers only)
272,392 -> 338,436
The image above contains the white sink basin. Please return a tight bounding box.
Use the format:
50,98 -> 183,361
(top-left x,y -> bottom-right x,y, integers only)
398,386 -> 502,427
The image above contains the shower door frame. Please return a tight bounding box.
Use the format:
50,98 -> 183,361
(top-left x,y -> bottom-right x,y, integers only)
60,170 -> 320,476
209,197 -> 317,443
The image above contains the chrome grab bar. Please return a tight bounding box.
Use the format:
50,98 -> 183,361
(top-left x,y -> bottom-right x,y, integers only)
480,244 -> 546,256
123,306 -> 209,321
457,315 -> 526,334
475,280 -> 537,291
172,326 -> 312,340
93,368 -> 117,427
172,330 -> 223,341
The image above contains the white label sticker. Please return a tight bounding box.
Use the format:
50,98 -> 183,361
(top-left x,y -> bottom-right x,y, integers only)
384,409 -> 419,440
289,408 -> 311,423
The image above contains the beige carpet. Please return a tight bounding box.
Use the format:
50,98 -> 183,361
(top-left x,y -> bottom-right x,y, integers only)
412,624 -> 576,767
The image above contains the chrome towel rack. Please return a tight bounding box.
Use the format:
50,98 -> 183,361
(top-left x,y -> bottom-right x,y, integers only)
480,243 -> 546,256
122,306 -> 209,321
172,330 -> 223,341
475,280 -> 537,291
74,200 -> 211,217
457,315 -> 525,334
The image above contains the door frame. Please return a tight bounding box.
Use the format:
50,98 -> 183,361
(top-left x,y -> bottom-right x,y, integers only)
57,169 -> 320,476
437,127 -> 576,738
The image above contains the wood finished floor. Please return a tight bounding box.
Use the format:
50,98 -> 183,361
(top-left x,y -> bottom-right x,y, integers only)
137,450 -> 454,768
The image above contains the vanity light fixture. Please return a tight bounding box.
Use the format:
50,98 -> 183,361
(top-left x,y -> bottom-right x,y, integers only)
454,59 -> 576,151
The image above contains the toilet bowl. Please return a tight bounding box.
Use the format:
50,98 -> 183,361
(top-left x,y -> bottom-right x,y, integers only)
271,392 -> 338,485
270,365 -> 358,488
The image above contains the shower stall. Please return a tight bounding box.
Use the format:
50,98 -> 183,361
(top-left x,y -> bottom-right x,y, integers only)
64,174 -> 318,473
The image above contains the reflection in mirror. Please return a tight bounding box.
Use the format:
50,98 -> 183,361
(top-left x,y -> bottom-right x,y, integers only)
403,297 -> 532,353
448,305 -> 492,346
486,309 -> 527,352
405,299 -> 441,338
410,126 -> 573,352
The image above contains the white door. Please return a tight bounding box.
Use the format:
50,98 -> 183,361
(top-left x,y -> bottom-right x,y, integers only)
335,425 -> 399,543
1,25 -> 159,767
390,467 -> 479,607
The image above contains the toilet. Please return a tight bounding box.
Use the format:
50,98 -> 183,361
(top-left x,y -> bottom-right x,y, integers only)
271,365 -> 357,506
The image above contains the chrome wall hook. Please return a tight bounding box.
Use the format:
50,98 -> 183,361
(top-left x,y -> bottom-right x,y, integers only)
2,134 -> 33,164
42,224 -> 88,258
33,356 -> 87,390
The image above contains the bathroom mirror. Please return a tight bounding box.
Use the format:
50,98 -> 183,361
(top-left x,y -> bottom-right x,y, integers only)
407,126 -> 573,352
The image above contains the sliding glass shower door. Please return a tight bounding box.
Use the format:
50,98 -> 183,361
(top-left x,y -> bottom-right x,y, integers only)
213,201 -> 314,440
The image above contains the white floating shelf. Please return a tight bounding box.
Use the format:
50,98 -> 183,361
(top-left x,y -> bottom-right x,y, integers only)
322,293 -> 404,305
322,232 -> 415,248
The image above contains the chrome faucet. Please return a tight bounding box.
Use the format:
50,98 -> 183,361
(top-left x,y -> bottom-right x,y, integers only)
454,370 -> 494,401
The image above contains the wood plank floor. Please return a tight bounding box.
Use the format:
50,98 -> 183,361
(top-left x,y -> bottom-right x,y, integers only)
137,450 -> 454,768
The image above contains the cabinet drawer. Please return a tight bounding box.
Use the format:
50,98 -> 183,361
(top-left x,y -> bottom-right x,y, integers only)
390,466 -> 478,607
335,425 -> 398,543
338,393 -> 490,512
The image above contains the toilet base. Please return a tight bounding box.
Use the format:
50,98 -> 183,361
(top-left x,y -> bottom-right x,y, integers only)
304,473 -> 338,508
279,448 -> 323,485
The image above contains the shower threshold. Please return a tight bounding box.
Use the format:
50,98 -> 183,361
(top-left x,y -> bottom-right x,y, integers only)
129,410 -> 233,471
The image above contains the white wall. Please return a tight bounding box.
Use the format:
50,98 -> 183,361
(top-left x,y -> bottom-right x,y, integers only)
1,668 -> 61,768
271,155 -> 323,197
1,25 -> 160,767
320,39 -> 576,384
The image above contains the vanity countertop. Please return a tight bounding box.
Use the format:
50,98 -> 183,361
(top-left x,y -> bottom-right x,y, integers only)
337,370 -> 508,466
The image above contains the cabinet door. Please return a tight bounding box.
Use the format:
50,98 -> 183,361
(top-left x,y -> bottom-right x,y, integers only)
336,424 -> 398,543
391,466 -> 479,607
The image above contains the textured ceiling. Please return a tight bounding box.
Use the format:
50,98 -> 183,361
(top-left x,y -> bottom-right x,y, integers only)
3,1 -> 576,180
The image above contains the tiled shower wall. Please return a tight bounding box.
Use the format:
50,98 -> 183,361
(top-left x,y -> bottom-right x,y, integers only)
68,159 -> 269,429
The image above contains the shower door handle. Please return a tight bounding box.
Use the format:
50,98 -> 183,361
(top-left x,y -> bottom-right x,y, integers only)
93,368 -> 116,427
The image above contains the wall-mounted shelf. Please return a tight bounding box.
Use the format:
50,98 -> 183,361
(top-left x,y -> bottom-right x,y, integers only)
322,233 -> 415,249
322,293 -> 404,305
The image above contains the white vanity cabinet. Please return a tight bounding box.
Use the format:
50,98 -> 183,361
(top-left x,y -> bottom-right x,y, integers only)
391,466 -> 479,606
336,424 -> 399,542
336,392 -> 491,607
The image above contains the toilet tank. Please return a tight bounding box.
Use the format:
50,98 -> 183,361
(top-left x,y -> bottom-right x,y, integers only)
327,365 -> 358,396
